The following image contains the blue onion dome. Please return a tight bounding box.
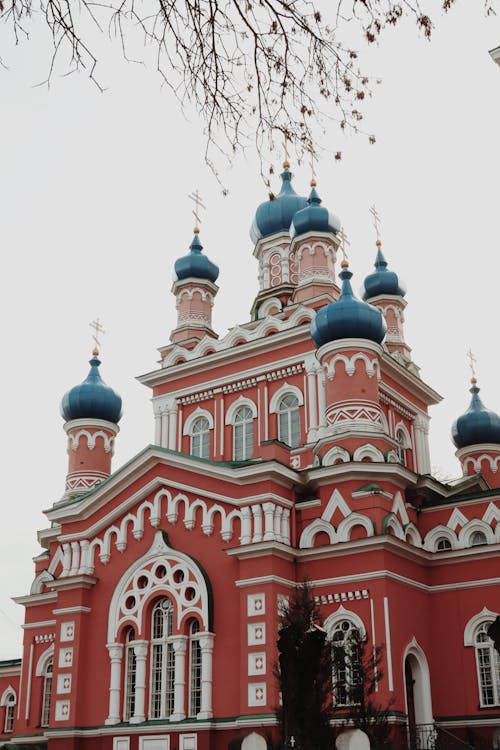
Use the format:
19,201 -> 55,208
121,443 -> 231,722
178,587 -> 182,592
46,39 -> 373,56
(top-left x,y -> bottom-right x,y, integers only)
289,183 -> 341,240
361,243 -> 406,301
452,379 -> 500,448
174,231 -> 219,283
61,350 -> 123,423
311,261 -> 387,348
250,162 -> 308,243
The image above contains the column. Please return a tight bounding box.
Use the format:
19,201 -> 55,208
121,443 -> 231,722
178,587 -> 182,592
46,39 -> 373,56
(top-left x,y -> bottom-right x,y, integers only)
262,502 -> 275,542
240,506 -> 252,545
198,633 -> 215,719
170,636 -> 188,721
130,641 -> 149,723
154,407 -> 162,445
316,367 -> 327,431
168,401 -> 178,451
251,505 -> 263,543
161,409 -> 169,449
105,643 -> 124,725
306,365 -> 318,440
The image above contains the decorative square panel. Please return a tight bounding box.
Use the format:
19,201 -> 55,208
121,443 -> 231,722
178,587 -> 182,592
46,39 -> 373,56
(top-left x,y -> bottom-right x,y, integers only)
248,682 -> 266,707
180,734 -> 197,750
248,622 -> 266,645
57,673 -> 72,694
247,593 -> 266,617
113,740 -> 130,750
248,652 -> 266,676
60,621 -> 75,642
58,647 -> 73,668
55,699 -> 70,721
139,738 -> 170,750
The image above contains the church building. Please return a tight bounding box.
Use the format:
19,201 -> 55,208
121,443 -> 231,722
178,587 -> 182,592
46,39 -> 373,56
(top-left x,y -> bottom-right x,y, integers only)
2,164 -> 500,750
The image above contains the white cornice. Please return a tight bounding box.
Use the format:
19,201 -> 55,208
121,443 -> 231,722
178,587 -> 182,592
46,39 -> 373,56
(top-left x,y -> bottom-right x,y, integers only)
305,461 -> 415,488
48,575 -> 97,591
13,592 -> 58,607
226,541 -> 296,561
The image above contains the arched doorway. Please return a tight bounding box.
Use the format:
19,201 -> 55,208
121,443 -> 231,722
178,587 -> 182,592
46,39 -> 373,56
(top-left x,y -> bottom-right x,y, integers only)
403,642 -> 434,749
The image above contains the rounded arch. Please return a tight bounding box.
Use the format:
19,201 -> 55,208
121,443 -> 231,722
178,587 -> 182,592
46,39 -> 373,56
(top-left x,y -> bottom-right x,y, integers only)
269,383 -> 304,413
337,513 -> 374,543
35,644 -> 54,677
353,444 -> 384,463
183,407 -> 214,435
464,608 -> 499,646
107,531 -> 212,643
382,513 -> 405,540
299,519 -> 336,549
225,396 -> 258,425
394,421 -> 412,447
458,519 -> 494,548
404,523 -> 422,547
423,525 -> 457,552
322,446 -> 351,466
258,297 -> 282,318
0,686 -> 16,706
403,638 -> 434,726
30,569 -> 54,595
324,605 -> 366,640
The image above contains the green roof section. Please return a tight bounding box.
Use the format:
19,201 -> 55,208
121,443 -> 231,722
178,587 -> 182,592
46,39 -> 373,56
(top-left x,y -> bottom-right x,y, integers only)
0,658 -> 22,668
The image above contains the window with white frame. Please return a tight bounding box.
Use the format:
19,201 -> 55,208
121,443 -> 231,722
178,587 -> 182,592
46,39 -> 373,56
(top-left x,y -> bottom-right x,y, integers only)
277,394 -> 300,448
3,691 -> 16,733
331,620 -> 362,706
123,628 -> 137,721
396,428 -> 408,467
470,531 -> 488,547
41,656 -> 53,727
234,406 -> 254,461
191,417 -> 210,460
188,619 -> 202,717
435,537 -> 452,552
150,598 -> 175,719
474,621 -> 500,706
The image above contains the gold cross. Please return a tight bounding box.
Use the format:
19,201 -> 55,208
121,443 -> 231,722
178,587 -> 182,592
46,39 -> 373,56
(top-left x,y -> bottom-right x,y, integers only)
370,205 -> 382,243
309,148 -> 317,187
188,190 -> 206,233
338,227 -> 350,262
466,348 -> 477,381
89,318 -> 105,354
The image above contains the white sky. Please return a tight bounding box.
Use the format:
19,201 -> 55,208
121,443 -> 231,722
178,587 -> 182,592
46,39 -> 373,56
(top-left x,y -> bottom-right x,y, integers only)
0,4 -> 499,658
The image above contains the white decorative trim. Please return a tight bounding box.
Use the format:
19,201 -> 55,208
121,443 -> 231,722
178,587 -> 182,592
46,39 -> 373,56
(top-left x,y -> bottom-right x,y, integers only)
60,621 -> 75,642
337,513 -> 374,543
55,699 -> 71,721
247,593 -> 266,617
183,408 -> 214,435
322,446 -> 350,466
464,607 -> 499,646
139,737 -> 170,750
0,686 -> 16,706
58,647 -> 74,668
248,682 -> 266,707
180,734 -> 197,750
394,421 -> 412,448
107,531 -> 211,641
458,519 -> 495,548
446,508 -> 469,532
422,525 -> 457,552
225,396 -> 258,425
324,605 -> 366,639
390,491 -> 410,526
269,383 -> 304,413
30,570 -> 54,595
57,673 -> 72,694
113,739 -> 131,750
383,514 -> 405,541
248,622 -> 266,645
402,638 -> 434,725
248,652 -> 266,676
324,352 -> 381,381
404,523 -> 422,547
352,444 -> 384,463
383,597 -> 394,691
258,298 -> 283,318
35,644 -> 54,677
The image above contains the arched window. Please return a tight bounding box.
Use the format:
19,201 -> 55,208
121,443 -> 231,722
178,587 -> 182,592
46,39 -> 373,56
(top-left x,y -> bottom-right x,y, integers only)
123,628 -> 136,721
41,656 -> 53,727
3,691 -> 16,733
471,531 -> 488,547
277,394 -> 300,448
234,406 -> 254,461
150,598 -> 175,719
189,619 -> 202,717
435,537 -> 452,552
331,620 -> 362,706
396,428 -> 409,467
474,621 -> 500,706
191,417 -> 210,460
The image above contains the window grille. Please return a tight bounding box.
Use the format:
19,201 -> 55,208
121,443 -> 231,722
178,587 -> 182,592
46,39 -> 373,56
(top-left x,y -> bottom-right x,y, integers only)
4,692 -> 15,733
277,394 -> 300,448
191,417 -> 210,459
150,598 -> 175,719
475,622 -> 500,706
331,620 -> 362,706
189,620 -> 202,717
234,406 -> 254,460
124,628 -> 137,721
41,657 -> 53,727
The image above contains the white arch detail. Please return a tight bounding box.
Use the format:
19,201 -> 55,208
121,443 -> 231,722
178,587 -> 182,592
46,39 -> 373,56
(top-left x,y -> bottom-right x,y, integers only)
35,644 -> 54,677
337,513 -> 374,542
394,421 -> 412,448
183,407 -> 214,435
324,605 -> 366,639
404,522 -> 422,547
0,686 -> 16,706
458,519 -> 495,548
322,446 -> 350,466
383,514 -> 405,540
299,519 -> 337,549
258,297 -> 282,318
225,396 -> 258,424
422,525 -> 458,552
30,570 -> 54,595
403,638 -> 434,726
326,352 -> 380,380
464,607 -> 499,646
353,444 -> 384,463
269,383 -> 304,413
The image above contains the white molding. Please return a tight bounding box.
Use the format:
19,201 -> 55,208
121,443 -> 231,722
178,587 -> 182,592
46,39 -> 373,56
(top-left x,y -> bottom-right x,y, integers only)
422,525 -> 457,552
225,396 -> 258,424
183,408 -> 214,435
324,605 -> 366,639
35,643 -> 54,676
0,685 -> 16,706
383,597 -> 394,691
268,383 -> 304,413
352,444 -> 384,463
464,607 -> 499,646
402,638 -> 434,724
322,446 -> 350,466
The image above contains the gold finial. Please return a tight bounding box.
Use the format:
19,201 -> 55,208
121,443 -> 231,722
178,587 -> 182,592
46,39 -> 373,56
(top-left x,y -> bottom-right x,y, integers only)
89,318 -> 105,355
370,205 -> 382,245
338,227 -> 350,265
283,136 -> 290,169
309,149 -> 317,187
188,190 -> 206,234
467,348 -> 478,385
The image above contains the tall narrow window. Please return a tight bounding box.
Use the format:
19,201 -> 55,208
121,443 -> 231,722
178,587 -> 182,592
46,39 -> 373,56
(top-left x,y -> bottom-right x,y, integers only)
150,598 -> 175,719
475,622 -> 500,706
41,657 -> 53,727
191,417 -> 210,460
3,691 -> 16,733
331,621 -> 362,706
234,406 -> 254,461
123,628 -> 137,721
189,619 -> 202,717
396,428 -> 408,466
277,394 -> 300,448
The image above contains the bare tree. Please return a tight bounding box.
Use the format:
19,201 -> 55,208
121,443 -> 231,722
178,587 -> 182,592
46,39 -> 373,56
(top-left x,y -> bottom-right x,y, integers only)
0,0 -> 496,174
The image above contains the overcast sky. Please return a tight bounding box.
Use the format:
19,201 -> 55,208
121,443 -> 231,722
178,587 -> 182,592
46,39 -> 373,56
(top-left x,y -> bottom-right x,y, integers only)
0,4 -> 499,658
